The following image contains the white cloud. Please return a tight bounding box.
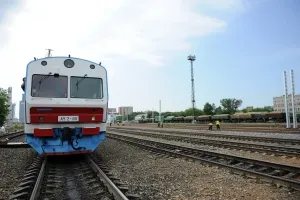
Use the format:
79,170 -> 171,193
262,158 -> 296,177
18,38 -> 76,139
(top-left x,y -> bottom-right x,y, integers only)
0,0 -> 244,115
198,0 -> 247,11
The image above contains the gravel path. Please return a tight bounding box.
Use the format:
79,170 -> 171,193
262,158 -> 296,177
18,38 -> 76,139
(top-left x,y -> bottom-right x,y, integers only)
96,138 -> 300,200
109,131 -> 300,166
110,125 -> 300,140
0,135 -> 36,200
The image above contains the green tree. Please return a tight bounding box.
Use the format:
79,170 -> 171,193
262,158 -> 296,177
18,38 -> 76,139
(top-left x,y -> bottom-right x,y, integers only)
0,88 -> 10,127
127,113 -> 136,120
162,112 -> 174,117
220,98 -> 243,114
241,108 -> 248,113
240,106 -> 274,113
147,111 -> 159,119
214,106 -> 223,114
169,111 -> 185,117
203,102 -> 214,115
212,103 -> 216,114
252,106 -> 274,112
184,108 -> 203,116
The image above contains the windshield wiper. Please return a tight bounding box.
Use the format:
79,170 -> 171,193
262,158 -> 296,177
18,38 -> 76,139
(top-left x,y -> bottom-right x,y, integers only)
76,74 -> 87,90
39,73 -> 52,84
37,73 -> 52,95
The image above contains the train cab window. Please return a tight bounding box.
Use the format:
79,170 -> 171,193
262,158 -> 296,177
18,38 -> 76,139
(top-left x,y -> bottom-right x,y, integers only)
70,76 -> 103,99
31,74 -> 68,98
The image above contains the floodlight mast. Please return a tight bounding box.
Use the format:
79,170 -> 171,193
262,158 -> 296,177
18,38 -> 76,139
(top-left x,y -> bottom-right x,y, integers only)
187,54 -> 196,122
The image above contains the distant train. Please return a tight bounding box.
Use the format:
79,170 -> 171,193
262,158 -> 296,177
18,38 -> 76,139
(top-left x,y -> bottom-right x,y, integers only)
22,56 -> 108,156
137,112 -> 300,124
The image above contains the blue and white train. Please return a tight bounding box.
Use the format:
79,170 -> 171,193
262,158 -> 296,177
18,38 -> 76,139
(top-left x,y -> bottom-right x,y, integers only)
21,56 -> 108,156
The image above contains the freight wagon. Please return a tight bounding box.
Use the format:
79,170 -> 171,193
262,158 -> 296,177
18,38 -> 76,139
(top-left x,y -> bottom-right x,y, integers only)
162,111 -> 299,124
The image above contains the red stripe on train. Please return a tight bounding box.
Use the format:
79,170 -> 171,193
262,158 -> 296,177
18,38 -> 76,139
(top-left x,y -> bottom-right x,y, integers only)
30,107 -> 103,114
29,107 -> 103,124
33,127 -> 100,137
34,128 -> 54,137
82,127 -> 100,135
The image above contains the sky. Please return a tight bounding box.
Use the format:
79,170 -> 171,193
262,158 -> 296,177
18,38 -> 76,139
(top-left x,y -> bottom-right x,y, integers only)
0,0 -> 299,117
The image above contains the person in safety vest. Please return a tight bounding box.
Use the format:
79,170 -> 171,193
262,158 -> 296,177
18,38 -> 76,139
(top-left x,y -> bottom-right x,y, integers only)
208,122 -> 213,131
215,120 -> 220,130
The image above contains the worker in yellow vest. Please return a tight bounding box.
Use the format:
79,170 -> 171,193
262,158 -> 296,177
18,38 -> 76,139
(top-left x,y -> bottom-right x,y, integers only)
208,122 -> 213,131
216,120 -> 220,130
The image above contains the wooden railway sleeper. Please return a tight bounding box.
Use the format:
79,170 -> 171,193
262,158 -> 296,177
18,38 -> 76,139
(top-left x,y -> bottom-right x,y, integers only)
283,172 -> 298,179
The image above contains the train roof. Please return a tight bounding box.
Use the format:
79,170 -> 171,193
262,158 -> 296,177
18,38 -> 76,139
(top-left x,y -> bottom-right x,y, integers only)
26,56 -> 107,72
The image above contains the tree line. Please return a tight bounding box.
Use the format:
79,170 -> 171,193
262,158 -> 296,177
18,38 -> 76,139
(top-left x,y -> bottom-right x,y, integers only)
0,87 -> 10,127
128,98 -> 274,120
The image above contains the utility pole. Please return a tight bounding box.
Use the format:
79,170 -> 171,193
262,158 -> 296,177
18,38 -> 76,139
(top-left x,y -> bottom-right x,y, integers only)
283,71 -> 290,128
187,55 -> 196,122
290,69 -> 297,128
152,108 -> 154,123
159,100 -> 161,123
45,49 -> 53,57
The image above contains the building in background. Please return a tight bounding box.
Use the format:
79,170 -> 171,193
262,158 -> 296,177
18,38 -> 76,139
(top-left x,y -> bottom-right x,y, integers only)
11,103 -> 16,120
108,108 -> 117,113
118,106 -> 133,119
6,87 -> 12,125
273,94 -> 300,112
19,94 -> 25,123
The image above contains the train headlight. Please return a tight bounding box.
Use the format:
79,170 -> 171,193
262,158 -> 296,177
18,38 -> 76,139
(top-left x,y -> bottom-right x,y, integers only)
39,116 -> 44,122
64,59 -> 75,68
90,64 -> 95,69
92,116 -> 95,121
41,61 -> 47,66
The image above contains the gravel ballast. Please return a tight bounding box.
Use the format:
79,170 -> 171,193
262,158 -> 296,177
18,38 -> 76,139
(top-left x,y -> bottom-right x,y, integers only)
111,125 -> 300,140
96,138 -> 300,200
0,135 -> 36,200
109,131 -> 300,166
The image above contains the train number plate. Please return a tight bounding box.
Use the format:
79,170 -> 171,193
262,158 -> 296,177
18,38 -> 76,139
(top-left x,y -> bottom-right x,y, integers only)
58,116 -> 79,122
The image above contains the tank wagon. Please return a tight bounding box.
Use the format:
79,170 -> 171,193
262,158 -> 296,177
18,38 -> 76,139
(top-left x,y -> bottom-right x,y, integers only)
22,56 -> 108,156
162,111 -> 299,123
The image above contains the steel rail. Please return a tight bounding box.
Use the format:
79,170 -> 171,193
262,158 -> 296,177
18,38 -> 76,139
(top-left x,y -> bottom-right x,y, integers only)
109,127 -> 300,145
87,156 -> 129,200
29,157 -> 47,200
107,132 -> 300,191
108,129 -> 300,157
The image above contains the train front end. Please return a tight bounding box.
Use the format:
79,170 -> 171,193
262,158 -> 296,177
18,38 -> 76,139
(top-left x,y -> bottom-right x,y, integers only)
24,57 -> 108,156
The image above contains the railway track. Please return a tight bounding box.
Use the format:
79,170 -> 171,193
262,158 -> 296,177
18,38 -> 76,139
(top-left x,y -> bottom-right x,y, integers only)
0,131 -> 28,148
0,131 -> 23,141
9,155 -> 141,200
130,124 -> 300,133
109,127 -> 300,146
106,132 -> 300,191
108,129 -> 300,157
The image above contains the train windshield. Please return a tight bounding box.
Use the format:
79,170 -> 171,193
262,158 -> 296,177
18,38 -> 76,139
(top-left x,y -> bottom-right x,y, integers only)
31,74 -> 68,98
70,76 -> 103,99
